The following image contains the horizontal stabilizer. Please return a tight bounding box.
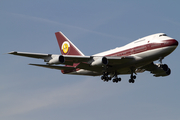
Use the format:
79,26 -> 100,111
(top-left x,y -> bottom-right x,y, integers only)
29,64 -> 75,70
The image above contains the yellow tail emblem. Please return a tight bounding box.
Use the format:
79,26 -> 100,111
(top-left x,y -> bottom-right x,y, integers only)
62,42 -> 70,54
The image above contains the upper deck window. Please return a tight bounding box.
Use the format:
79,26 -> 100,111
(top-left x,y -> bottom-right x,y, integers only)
159,34 -> 167,37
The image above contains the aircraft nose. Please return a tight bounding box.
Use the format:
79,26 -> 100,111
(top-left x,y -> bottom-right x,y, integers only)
165,39 -> 178,47
172,39 -> 178,46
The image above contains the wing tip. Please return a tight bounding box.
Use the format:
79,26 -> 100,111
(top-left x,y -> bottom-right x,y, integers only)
8,51 -> 17,54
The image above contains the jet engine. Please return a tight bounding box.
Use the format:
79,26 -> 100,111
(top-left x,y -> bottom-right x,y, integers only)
90,57 -> 108,66
152,64 -> 171,77
48,55 -> 65,64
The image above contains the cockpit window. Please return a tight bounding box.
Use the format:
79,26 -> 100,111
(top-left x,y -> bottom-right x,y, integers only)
159,34 -> 167,37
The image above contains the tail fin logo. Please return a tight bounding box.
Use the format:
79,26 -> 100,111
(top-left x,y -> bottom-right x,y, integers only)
62,41 -> 70,54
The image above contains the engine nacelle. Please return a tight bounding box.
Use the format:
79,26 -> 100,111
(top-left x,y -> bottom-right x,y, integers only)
152,64 -> 171,77
48,55 -> 65,64
91,57 -> 108,66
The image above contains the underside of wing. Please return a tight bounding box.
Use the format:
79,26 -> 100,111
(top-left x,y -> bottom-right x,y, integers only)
75,56 -> 136,73
136,62 -> 171,77
46,55 -> 136,74
106,56 -> 135,65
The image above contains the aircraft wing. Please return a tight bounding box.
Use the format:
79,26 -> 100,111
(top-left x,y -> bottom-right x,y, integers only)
74,56 -> 136,72
9,51 -> 136,73
58,55 -> 91,63
136,62 -> 171,77
60,55 -> 135,65
105,56 -> 135,65
8,51 -> 91,64
8,51 -> 52,59
59,55 -> 135,65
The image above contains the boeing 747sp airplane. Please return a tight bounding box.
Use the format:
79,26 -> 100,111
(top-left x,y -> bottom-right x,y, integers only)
9,32 -> 178,83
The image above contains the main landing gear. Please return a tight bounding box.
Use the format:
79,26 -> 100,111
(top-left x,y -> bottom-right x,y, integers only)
129,74 -> 136,83
101,72 -> 121,83
101,72 -> 111,82
112,76 -> 121,83
129,69 -> 136,83
101,70 -> 137,83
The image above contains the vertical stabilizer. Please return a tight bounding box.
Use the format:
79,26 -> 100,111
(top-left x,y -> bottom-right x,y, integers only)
55,32 -> 84,56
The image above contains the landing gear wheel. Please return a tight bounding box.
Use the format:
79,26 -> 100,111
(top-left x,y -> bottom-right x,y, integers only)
112,79 -> 117,83
129,79 -> 135,83
101,76 -> 105,80
132,79 -> 135,83
101,72 -> 112,82
112,77 -> 121,83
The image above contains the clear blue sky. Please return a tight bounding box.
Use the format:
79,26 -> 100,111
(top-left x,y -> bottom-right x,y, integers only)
1,0 -> 180,120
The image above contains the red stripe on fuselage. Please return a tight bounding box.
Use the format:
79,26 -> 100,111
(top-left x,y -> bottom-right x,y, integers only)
106,39 -> 178,57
